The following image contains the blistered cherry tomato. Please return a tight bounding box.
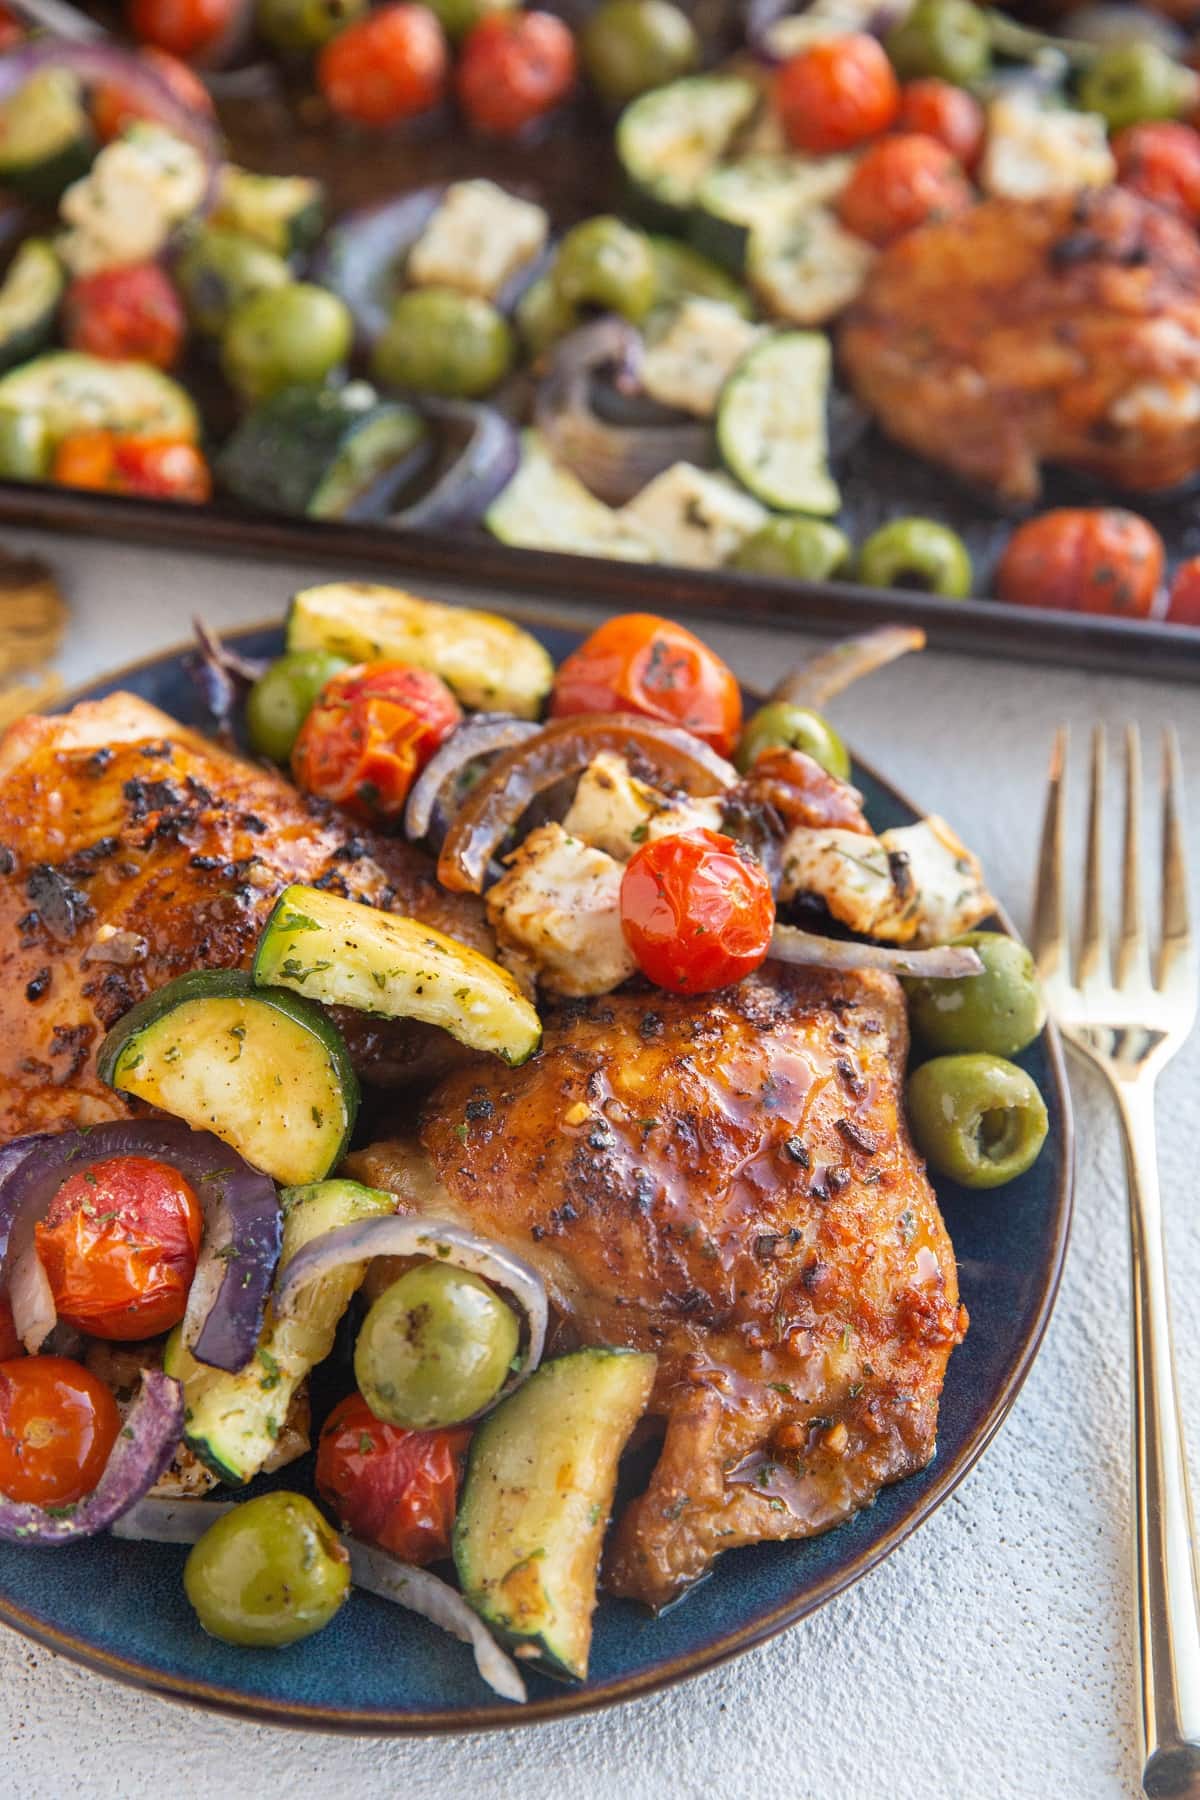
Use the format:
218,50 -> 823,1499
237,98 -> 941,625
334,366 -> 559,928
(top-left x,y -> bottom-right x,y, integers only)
53,432 -> 212,503
550,612 -> 742,757
620,828 -> 775,995
457,10 -> 576,137
291,660 -> 462,820
776,34 -> 899,154
316,1391 -> 470,1563
92,46 -> 214,141
1166,556 -> 1200,625
0,4 -> 24,52
896,77 -> 983,167
0,1356 -> 121,1505
318,4 -> 449,127
126,0 -> 238,59
838,132 -> 971,245
36,1155 -> 203,1341
63,263 -> 186,370
995,509 -> 1165,618
1113,121 -> 1200,221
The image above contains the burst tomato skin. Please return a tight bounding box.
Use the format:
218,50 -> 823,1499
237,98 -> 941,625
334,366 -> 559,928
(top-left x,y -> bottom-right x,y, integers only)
896,77 -> 983,166
36,1155 -> 203,1341
995,508 -> 1165,618
126,0 -> 237,59
93,47 -> 215,141
1113,121 -> 1200,222
291,661 -> 462,820
457,11 -> 576,137
318,5 -> 449,127
838,131 -> 971,244
63,263 -> 186,370
52,432 -> 211,503
619,828 -> 775,995
316,1392 -> 470,1563
0,4 -> 24,51
0,1356 -> 121,1504
776,34 -> 899,154
1166,555 -> 1200,625
550,612 -> 742,756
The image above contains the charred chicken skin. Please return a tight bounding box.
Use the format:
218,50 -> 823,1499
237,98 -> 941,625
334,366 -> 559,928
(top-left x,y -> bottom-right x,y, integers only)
0,692 -> 489,1139
840,186 -> 1200,502
352,966 -> 965,1611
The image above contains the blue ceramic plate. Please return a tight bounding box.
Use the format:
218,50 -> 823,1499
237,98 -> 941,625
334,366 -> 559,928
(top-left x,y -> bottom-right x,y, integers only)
0,616 -> 1073,1733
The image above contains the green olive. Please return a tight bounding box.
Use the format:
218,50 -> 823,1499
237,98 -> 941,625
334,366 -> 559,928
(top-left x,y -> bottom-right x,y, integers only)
355,1261 -> 520,1429
1077,41 -> 1195,131
255,0 -> 365,53
581,0 -> 700,106
371,288 -> 514,398
904,931 -> 1046,1059
734,699 -> 851,780
221,283 -> 353,403
515,272 -> 580,358
183,1492 -> 350,1648
731,517 -> 852,584
246,649 -> 350,763
885,0 -> 991,84
907,1053 -> 1049,1189
647,236 -> 754,316
552,216 -> 658,323
0,405 -> 50,481
177,229 -> 292,337
857,518 -> 973,598
423,0 -> 514,41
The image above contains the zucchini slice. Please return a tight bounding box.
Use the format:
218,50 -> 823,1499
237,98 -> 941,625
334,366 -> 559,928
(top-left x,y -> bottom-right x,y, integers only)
746,206 -> 874,327
617,75 -> 759,224
96,969 -> 358,1187
648,236 -> 754,318
253,884 -> 542,1068
210,165 -> 325,257
689,154 -> 855,275
0,240 -> 64,373
716,330 -> 841,516
454,1348 -> 657,1682
486,429 -> 657,563
285,579 -> 555,718
165,1178 -> 394,1484
0,351 -> 198,444
0,68 -> 94,200
218,383 -> 427,521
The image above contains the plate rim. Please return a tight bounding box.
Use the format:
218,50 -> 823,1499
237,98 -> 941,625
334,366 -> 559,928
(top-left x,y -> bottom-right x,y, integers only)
0,611 -> 1075,1734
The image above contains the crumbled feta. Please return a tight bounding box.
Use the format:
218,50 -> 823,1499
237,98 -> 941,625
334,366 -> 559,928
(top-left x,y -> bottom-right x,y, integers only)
641,299 -> 764,418
486,822 -> 637,997
619,462 -> 766,567
778,826 -> 912,940
979,92 -> 1116,200
562,752 -> 725,860
58,124 -> 207,275
879,816 -> 994,945
407,180 -> 549,300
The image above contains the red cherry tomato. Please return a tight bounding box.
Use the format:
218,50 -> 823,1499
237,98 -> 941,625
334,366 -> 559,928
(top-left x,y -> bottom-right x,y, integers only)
52,432 -> 212,503
63,263 -> 186,370
456,10 -> 576,138
775,34 -> 899,154
995,509 -> 1165,618
896,78 -> 983,168
1166,556 -> 1200,626
126,0 -> 238,60
316,1392 -> 470,1563
291,661 -> 462,820
550,613 -> 742,757
0,4 -> 25,52
93,47 -> 215,142
318,4 -> 448,127
1113,121 -> 1200,223
619,828 -> 775,996
0,1356 -> 121,1505
36,1155 -> 203,1341
838,132 -> 971,245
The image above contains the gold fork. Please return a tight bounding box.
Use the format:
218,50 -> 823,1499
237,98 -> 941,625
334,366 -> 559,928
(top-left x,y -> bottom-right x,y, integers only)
1033,725 -> 1200,1798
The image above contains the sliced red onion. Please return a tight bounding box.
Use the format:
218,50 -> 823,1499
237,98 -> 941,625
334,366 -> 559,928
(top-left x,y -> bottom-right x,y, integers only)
0,40 -> 222,171
313,188 -> 444,347
111,1495 -> 233,1543
348,1538 -> 526,1704
389,403 -> 520,534
773,626 -> 926,710
770,924 -> 984,978
188,616 -> 268,739
534,318 -> 711,506
405,716 -> 541,843
0,1122 -> 280,1373
274,1215 -> 547,1405
0,1369 -> 183,1544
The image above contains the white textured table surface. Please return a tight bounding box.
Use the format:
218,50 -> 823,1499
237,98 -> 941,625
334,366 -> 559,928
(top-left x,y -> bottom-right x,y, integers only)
1,527 -> 1197,1800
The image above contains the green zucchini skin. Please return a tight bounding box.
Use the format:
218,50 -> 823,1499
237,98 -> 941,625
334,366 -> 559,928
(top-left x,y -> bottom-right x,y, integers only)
616,75 -> 759,232
0,351 -> 199,444
454,1347 -> 657,1682
96,968 -> 359,1187
217,384 -> 427,520
212,167 -> 326,257
0,69 -> 95,200
716,329 -> 841,516
0,241 -> 64,372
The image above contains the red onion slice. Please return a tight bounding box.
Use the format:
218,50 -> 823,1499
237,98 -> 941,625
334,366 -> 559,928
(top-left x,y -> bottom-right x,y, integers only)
273,1215 -> 547,1406
772,627 -> 926,710
390,403 -> 521,534
348,1538 -> 527,1703
0,1369 -> 183,1544
770,924 -> 984,978
405,715 -> 541,843
111,1494 -> 233,1543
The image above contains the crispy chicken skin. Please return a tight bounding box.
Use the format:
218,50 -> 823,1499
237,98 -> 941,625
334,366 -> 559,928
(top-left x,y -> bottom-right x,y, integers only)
0,693 -> 489,1138
840,187 -> 1200,502
352,965 -> 966,1611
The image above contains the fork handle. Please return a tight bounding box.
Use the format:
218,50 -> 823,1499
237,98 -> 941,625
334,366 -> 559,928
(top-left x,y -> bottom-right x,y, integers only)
1116,1082 -> 1200,1798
